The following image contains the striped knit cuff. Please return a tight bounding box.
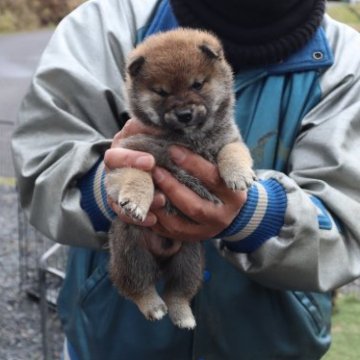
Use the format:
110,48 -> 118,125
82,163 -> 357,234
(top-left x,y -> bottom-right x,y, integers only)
219,179 -> 287,253
78,160 -> 116,232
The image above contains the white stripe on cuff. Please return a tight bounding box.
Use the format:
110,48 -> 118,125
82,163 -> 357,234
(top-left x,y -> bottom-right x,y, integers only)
224,182 -> 268,241
93,162 -> 113,222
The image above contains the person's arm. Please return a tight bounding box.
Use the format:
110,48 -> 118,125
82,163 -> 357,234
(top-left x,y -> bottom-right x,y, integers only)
149,17 -> 360,292
218,17 -> 360,292
83,118 -> 248,241
11,0 -> 158,248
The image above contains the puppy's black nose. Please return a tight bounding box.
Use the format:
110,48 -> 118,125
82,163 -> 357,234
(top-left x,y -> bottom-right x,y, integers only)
175,108 -> 193,123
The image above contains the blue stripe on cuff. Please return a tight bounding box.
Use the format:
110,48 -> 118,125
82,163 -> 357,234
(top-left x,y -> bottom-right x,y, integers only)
222,179 -> 287,253
78,160 -> 115,232
100,168 -> 115,217
217,183 -> 259,238
309,196 -> 332,230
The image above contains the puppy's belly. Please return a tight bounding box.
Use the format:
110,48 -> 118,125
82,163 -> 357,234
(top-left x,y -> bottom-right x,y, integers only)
139,229 -> 182,258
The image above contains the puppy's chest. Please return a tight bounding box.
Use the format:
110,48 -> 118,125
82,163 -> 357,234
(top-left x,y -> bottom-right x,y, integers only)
165,133 -> 221,162
123,134 -> 220,164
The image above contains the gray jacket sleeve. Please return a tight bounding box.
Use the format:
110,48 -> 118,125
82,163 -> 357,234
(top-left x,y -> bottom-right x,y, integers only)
11,0 -> 158,248
219,16 -> 360,292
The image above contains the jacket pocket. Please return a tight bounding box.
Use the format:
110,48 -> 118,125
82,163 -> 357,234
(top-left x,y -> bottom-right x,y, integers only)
292,291 -> 332,334
78,259 -> 110,305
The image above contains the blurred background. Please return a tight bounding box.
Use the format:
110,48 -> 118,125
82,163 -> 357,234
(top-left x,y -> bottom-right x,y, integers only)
0,1 -> 360,359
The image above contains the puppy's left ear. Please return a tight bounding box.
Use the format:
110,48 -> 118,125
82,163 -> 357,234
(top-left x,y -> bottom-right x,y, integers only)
199,43 -> 223,60
128,56 -> 145,78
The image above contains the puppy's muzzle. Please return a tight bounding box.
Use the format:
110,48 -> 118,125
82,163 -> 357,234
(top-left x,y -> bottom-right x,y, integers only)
164,104 -> 207,130
175,108 -> 193,124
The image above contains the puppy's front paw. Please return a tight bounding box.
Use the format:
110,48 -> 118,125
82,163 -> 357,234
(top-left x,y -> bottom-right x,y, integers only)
217,142 -> 255,191
118,196 -> 148,222
106,168 -> 154,221
223,167 -> 256,191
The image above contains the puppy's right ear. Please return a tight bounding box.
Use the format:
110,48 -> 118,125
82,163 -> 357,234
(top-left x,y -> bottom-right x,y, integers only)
128,56 -> 145,78
199,43 -> 222,60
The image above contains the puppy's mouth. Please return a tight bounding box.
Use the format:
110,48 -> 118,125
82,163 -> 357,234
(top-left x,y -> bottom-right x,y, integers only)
163,104 -> 207,131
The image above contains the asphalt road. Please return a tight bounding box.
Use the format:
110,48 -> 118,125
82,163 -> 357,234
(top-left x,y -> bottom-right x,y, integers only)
0,29 -> 53,177
0,29 -> 64,360
0,29 -> 53,122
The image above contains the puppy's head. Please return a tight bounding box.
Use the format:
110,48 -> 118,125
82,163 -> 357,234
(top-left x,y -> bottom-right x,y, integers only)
125,28 -> 233,133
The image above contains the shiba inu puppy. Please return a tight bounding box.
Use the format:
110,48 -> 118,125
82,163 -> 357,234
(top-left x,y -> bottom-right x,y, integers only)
106,28 -> 255,329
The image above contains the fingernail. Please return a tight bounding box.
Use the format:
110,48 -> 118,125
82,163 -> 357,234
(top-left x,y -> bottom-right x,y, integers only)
135,155 -> 154,169
158,193 -> 166,207
152,192 -> 166,209
144,213 -> 157,226
153,168 -> 165,183
103,150 -> 111,168
170,146 -> 186,164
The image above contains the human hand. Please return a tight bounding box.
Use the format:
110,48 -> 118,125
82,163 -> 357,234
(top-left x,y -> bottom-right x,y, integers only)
104,118 -> 164,226
150,146 -> 248,242
104,117 -> 159,171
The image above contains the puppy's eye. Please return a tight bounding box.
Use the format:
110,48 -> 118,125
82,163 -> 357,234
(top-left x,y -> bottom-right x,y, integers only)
152,88 -> 169,97
191,81 -> 204,91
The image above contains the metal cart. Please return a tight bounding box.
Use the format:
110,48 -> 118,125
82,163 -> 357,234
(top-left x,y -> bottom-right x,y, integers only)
18,202 -> 68,360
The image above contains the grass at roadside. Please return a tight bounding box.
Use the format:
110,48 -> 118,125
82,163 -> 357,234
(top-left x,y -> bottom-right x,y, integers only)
327,3 -> 360,31
0,0 -> 86,33
0,177 -> 16,187
1,1 -> 360,33
323,294 -> 360,360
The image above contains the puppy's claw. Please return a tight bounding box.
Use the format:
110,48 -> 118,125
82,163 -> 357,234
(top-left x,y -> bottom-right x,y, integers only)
118,197 -> 147,222
119,199 -> 130,207
224,170 -> 256,191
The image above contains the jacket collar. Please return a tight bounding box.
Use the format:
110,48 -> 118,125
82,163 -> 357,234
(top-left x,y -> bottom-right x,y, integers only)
140,0 -> 333,74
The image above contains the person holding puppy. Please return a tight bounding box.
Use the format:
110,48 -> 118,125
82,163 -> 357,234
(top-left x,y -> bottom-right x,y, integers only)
11,0 -> 360,359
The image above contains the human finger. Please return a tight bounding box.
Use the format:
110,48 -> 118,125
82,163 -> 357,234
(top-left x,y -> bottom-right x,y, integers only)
150,191 -> 166,210
152,167 -> 221,223
169,145 -> 248,201
104,147 -> 155,171
112,118 -> 161,147
151,208 -> 222,242
169,145 -> 223,191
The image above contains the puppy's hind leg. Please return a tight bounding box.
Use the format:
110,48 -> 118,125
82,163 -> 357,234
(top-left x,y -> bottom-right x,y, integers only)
109,222 -> 167,321
163,242 -> 204,330
133,286 -> 168,321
